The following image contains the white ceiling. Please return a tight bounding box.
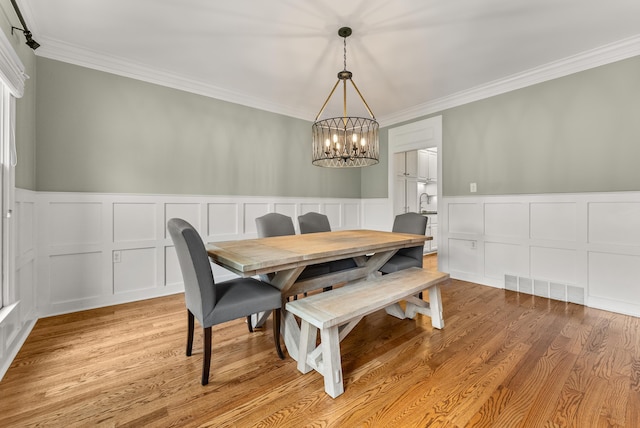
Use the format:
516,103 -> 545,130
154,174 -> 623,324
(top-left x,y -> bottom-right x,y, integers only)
17,0 -> 640,125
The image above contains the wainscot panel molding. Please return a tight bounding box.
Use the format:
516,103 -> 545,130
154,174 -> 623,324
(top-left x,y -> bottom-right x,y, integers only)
0,189 -> 38,380
36,192 -> 364,317
440,191 -> 640,317
361,198 -> 393,232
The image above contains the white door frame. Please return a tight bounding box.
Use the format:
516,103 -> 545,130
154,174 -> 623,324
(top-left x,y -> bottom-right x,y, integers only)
387,116 -> 443,257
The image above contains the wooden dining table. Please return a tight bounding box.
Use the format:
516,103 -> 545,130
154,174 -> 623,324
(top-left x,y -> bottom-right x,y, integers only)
207,229 -> 430,361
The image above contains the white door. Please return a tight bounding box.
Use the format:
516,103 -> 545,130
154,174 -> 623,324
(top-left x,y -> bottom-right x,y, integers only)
406,179 -> 418,213
404,150 -> 418,178
394,177 -> 407,216
427,150 -> 437,181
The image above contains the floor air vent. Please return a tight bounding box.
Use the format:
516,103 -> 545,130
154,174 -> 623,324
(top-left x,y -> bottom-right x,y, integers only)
504,275 -> 584,305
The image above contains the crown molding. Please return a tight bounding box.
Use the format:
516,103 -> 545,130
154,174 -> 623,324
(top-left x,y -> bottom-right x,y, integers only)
35,34 -> 640,127
379,34 -> 640,127
35,37 -> 314,121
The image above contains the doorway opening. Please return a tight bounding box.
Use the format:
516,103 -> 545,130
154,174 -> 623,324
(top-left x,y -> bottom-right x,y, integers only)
388,116 -> 442,258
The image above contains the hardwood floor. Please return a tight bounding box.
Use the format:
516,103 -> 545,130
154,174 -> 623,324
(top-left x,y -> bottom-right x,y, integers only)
1,254 -> 639,427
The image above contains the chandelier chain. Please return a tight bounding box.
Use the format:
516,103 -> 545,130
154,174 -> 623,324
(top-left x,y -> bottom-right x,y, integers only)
343,36 -> 347,71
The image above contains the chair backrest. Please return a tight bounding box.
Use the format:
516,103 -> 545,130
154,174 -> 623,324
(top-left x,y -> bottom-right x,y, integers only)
167,218 -> 215,324
298,212 -> 331,234
392,212 -> 428,262
392,212 -> 428,235
256,213 -> 295,237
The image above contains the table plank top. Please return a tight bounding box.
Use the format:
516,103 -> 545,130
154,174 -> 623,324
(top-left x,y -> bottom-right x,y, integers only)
207,229 -> 430,276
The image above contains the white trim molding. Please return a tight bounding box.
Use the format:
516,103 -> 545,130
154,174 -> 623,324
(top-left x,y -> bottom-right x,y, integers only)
379,35 -> 640,126
35,37 -> 312,121
0,188 -> 37,381
34,28 -> 640,126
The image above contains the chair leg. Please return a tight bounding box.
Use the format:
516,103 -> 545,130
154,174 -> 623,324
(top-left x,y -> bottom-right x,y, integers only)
202,326 -> 212,385
186,310 -> 194,357
247,315 -> 254,333
273,309 -> 285,360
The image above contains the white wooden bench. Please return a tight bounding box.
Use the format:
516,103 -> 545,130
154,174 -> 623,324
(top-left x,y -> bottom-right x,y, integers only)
285,267 -> 449,398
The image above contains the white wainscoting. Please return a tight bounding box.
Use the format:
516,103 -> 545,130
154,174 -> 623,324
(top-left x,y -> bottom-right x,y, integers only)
440,192 -> 640,317
6,189 -> 640,379
36,192 -> 364,317
361,198 -> 393,232
0,189 -> 38,380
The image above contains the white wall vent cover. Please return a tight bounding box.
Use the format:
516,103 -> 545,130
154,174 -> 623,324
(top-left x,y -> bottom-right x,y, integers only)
504,275 -> 584,305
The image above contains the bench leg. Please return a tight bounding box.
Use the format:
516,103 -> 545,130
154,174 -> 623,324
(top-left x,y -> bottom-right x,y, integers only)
403,286 -> 445,330
297,320 -> 317,374
321,326 -> 344,398
428,286 -> 445,329
283,310 -> 301,361
404,297 -> 422,320
385,303 -> 407,319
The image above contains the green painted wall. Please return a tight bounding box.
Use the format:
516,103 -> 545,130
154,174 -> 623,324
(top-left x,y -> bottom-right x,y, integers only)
443,56 -> 640,196
382,55 -> 640,197
24,39 -> 640,198
0,0 -> 37,190
360,128 -> 388,198
35,58 -> 362,197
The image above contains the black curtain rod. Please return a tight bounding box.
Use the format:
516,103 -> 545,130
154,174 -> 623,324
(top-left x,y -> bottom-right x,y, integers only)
10,0 -> 40,50
10,0 -> 28,31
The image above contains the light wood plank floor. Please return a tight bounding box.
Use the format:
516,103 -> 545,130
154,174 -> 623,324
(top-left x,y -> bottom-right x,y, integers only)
2,255 -> 639,427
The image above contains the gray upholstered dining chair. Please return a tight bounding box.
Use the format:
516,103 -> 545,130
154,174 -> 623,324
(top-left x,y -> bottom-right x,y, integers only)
255,213 -> 330,297
168,218 -> 284,386
256,212 -> 296,237
379,212 -> 428,274
298,211 -> 332,234
298,212 -> 357,277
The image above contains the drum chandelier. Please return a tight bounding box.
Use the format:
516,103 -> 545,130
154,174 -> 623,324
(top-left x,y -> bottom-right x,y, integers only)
311,27 -> 379,168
